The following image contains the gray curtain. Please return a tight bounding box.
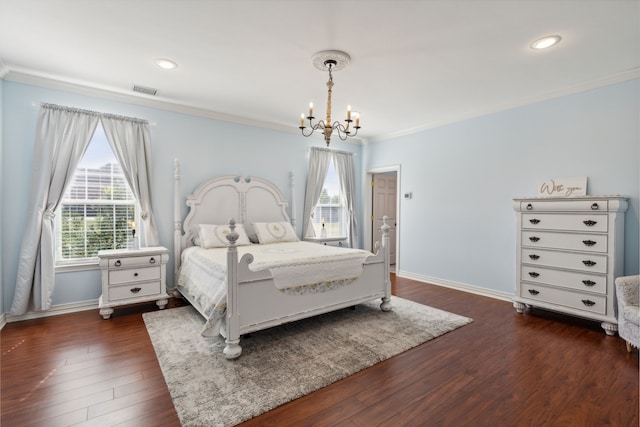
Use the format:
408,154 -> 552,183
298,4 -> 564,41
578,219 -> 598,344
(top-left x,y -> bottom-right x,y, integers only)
302,148 -> 331,238
11,105 -> 99,315
101,116 -> 160,247
333,151 -> 357,248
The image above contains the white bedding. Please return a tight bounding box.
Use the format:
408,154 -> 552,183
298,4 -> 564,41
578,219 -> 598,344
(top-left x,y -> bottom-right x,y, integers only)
177,241 -> 371,335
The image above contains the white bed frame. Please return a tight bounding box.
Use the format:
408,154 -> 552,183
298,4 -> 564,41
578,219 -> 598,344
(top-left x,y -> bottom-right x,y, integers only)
173,159 -> 391,359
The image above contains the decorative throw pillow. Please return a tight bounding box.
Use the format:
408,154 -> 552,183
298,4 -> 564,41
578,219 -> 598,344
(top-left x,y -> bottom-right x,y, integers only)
197,223 -> 251,248
252,221 -> 299,244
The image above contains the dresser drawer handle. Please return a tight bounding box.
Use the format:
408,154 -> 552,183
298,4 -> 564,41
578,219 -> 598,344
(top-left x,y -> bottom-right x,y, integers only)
582,280 -> 596,287
134,272 -> 138,277
526,203 -> 533,210
529,219 -> 540,224
528,272 -> 540,278
581,299 -> 596,307
582,260 -> 597,267
149,257 -> 156,264
529,254 -> 540,260
115,260 -> 121,267
529,236 -> 540,242
582,240 -> 597,247
583,220 -> 597,227
528,289 -> 540,295
591,203 -> 599,210
130,287 -> 142,294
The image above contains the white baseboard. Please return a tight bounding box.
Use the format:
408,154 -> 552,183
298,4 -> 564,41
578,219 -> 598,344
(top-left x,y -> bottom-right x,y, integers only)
4,299 -> 99,324
0,313 -> 6,330
396,270 -> 514,302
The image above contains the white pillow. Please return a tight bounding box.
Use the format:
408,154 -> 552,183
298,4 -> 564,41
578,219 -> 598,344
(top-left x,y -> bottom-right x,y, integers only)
197,224 -> 251,248
253,221 -> 299,244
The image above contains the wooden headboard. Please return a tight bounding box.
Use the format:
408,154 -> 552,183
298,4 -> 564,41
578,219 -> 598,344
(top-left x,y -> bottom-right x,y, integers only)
173,159 -> 296,277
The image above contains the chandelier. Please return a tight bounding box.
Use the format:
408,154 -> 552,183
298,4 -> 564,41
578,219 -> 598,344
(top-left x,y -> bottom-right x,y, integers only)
299,50 -> 360,147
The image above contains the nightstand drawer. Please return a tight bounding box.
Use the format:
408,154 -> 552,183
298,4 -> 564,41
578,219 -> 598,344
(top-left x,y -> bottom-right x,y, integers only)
109,255 -> 161,268
109,266 -> 161,285
109,281 -> 161,301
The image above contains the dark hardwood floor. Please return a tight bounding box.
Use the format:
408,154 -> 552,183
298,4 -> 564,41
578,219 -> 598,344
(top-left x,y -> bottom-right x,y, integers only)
2,275 -> 638,426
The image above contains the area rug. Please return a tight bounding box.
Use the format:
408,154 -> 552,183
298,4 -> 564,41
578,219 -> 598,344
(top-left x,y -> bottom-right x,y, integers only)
143,297 -> 472,427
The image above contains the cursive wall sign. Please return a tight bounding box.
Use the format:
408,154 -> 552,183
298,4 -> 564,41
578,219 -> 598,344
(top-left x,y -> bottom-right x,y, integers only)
537,177 -> 587,197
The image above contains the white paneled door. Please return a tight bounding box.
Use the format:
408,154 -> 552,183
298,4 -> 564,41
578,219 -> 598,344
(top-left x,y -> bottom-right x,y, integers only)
372,172 -> 397,265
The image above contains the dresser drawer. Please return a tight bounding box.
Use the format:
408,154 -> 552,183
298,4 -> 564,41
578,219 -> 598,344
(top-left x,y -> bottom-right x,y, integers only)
521,213 -> 607,233
522,231 -> 607,253
109,266 -> 161,285
521,248 -> 607,273
520,283 -> 606,315
521,266 -> 606,294
520,200 -> 608,212
108,281 -> 161,301
109,255 -> 162,268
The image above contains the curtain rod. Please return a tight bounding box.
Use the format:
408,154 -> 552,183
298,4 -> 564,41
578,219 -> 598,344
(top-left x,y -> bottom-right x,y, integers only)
309,146 -> 356,157
31,102 -> 155,126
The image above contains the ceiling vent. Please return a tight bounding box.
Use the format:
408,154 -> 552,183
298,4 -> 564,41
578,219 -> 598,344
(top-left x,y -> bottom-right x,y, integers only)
132,85 -> 158,96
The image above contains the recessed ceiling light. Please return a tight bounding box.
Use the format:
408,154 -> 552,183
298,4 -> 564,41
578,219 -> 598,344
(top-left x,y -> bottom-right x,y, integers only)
155,58 -> 178,69
531,35 -> 562,50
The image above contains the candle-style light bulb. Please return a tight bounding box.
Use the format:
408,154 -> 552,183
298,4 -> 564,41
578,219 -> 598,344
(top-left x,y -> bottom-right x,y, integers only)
347,105 -> 351,120
300,113 -> 305,127
355,113 -> 360,127
308,102 -> 313,117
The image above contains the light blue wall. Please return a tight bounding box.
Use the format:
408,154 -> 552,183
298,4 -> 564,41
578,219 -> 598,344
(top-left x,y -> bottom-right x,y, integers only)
0,77 -> 4,315
1,78 -> 638,313
0,81 -> 362,312
363,79 -> 639,294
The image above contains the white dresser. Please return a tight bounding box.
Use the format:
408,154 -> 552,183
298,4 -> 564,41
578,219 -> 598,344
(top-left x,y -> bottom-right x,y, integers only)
513,196 -> 627,335
303,236 -> 348,247
98,246 -> 170,319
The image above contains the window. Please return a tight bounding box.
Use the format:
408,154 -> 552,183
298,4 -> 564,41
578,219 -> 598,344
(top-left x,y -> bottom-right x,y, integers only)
55,125 -> 138,265
312,159 -> 347,237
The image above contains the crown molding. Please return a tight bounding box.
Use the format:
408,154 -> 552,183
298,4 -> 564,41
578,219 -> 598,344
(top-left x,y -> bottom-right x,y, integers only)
367,67 -> 640,144
3,67 -> 305,135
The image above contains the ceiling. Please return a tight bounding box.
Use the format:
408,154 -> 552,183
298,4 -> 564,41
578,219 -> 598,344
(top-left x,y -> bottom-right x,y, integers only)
1,0 -> 638,143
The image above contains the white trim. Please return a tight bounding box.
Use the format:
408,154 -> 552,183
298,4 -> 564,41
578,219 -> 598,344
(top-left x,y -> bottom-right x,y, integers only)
397,270 -> 514,302
364,165 -> 401,269
4,299 -> 99,323
0,313 -> 6,331
367,68 -> 640,143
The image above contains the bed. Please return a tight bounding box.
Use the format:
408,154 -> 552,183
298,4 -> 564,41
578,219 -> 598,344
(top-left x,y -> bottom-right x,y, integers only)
173,159 -> 391,359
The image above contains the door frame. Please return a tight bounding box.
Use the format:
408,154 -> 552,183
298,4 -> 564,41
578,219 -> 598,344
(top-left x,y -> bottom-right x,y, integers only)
364,165 -> 401,270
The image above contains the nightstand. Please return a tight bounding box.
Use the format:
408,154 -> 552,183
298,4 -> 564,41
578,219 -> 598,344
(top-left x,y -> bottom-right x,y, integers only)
303,236 -> 348,247
98,246 -> 170,319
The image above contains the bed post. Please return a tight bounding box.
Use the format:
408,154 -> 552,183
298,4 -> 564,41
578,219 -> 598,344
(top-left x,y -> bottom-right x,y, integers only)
224,219 -> 242,359
380,216 -> 392,311
173,159 -> 182,293
289,171 -> 296,228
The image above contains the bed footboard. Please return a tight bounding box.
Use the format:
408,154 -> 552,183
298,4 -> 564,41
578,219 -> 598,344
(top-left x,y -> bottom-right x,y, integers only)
222,216 -> 392,360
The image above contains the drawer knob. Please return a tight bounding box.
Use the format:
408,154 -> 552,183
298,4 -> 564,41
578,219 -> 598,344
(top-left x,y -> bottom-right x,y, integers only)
582,260 -> 597,267
583,220 -> 597,227
528,272 -> 540,278
526,203 -> 533,210
115,260 -> 121,267
582,280 -> 596,287
149,257 -> 156,264
529,219 -> 540,224
529,236 -> 540,242
134,272 -> 139,277
528,289 -> 540,295
130,287 -> 142,294
582,240 -> 597,247
582,299 -> 596,307
529,254 -> 540,260
591,203 -> 599,210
